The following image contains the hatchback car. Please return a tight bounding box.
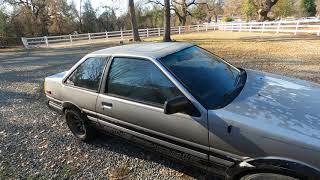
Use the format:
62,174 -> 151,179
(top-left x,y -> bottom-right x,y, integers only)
45,43 -> 320,180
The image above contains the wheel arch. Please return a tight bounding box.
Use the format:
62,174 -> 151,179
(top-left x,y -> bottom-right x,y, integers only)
226,157 -> 320,180
62,101 -> 82,114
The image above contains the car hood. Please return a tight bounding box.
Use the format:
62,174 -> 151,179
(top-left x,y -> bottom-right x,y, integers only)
213,69 -> 320,147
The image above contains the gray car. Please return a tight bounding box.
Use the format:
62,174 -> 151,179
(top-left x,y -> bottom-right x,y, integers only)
45,43 -> 320,180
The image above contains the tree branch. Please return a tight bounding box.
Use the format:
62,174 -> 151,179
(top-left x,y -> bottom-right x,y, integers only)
271,0 -> 279,6
186,0 -> 197,7
148,0 -> 164,6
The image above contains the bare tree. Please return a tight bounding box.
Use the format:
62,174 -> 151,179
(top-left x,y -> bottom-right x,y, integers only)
129,0 -> 141,41
163,0 -> 171,42
148,0 -> 171,41
6,0 -> 49,35
171,0 -> 197,26
198,0 -> 223,23
149,0 -> 198,26
223,0 -> 242,17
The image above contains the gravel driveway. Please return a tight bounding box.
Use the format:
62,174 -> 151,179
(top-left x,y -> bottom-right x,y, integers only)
0,44 -> 210,179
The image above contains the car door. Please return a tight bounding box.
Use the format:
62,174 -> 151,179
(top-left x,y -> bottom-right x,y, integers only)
95,56 -> 209,164
62,57 -> 108,111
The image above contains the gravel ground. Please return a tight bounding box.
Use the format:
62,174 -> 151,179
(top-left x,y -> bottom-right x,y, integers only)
1,31 -> 320,179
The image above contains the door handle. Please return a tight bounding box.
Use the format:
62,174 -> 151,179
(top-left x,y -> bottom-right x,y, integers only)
102,102 -> 113,109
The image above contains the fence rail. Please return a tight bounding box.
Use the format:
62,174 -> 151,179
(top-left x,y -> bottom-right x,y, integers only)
218,19 -> 320,35
21,19 -> 320,48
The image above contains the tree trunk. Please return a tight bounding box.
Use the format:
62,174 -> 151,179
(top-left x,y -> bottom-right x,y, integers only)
79,0 -> 82,32
181,17 -> 187,26
181,5 -> 187,26
258,9 -> 269,21
163,0 -> 171,42
257,0 -> 279,21
129,0 -> 141,41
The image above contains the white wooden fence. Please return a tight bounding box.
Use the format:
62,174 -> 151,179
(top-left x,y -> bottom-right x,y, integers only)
21,25 -> 217,48
21,19 -> 320,48
218,19 -> 320,35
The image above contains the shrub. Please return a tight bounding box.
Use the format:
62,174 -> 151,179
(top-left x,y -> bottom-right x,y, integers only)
222,16 -> 234,22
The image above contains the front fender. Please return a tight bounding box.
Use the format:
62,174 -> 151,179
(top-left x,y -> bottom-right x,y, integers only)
226,157 -> 320,180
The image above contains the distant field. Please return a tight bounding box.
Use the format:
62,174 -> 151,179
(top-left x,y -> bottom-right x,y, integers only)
147,31 -> 320,83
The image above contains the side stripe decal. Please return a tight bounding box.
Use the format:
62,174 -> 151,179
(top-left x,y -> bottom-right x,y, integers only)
83,109 -> 239,166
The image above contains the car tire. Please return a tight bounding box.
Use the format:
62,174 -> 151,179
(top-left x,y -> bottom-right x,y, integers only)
65,109 -> 95,142
239,173 -> 299,180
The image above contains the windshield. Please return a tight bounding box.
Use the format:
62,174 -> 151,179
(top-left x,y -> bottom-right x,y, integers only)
160,46 -> 245,109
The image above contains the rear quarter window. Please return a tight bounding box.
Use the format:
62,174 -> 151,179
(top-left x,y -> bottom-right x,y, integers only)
66,57 -> 107,91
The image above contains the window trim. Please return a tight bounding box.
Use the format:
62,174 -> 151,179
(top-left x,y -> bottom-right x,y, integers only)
63,56 -> 109,93
103,56 -> 184,109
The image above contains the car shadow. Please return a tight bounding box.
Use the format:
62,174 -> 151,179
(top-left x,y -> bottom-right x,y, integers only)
88,132 -> 222,180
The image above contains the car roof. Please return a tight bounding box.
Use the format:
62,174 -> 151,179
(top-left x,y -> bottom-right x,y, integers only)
90,42 -> 194,59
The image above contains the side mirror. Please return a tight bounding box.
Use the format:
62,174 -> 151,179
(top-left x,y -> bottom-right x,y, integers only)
164,96 -> 200,117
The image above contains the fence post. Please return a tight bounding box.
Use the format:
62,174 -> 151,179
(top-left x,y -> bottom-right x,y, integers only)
21,37 -> 28,48
249,22 -> 252,32
294,21 -> 299,35
197,25 -> 200,32
105,31 -> 108,39
276,21 -> 281,34
121,29 -> 123,40
88,33 -> 91,41
206,24 -> 208,31
231,23 -> 234,31
178,26 -> 181,34
239,23 -> 242,32
261,22 -> 265,33
44,36 -> 49,47
69,34 -> 72,45
158,28 -> 161,36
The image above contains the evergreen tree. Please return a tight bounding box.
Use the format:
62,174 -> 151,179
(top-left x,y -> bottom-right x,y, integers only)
300,0 -> 317,17
82,0 -> 97,33
242,0 -> 257,21
0,9 -> 6,34
97,7 -> 118,32
273,0 -> 295,18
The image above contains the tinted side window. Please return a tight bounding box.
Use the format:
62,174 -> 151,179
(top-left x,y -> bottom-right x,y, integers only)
67,57 -> 107,91
107,57 -> 182,106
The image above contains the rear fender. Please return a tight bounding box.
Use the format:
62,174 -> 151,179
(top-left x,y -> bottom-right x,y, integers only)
62,101 -> 82,114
